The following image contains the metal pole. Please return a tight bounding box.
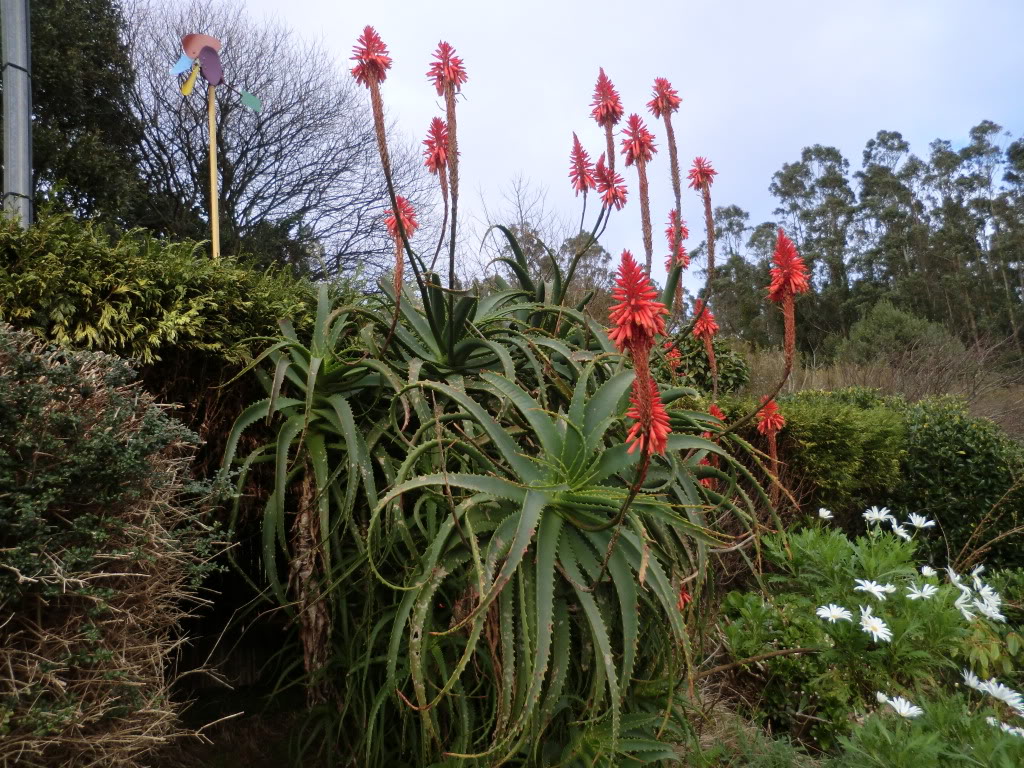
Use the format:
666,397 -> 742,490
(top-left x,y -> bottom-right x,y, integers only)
2,0 -> 32,228
207,84 -> 219,259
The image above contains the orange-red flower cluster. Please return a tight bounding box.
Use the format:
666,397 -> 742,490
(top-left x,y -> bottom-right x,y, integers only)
647,77 -> 682,119
621,114 -> 656,167
609,251 -> 671,456
767,228 -> 810,302
691,299 -> 718,339
608,251 -> 668,352
427,41 -> 467,95
590,67 -> 624,128
595,154 -> 628,210
569,133 -> 596,196
709,403 -> 726,421
625,376 -> 671,455
385,196 -> 418,241
664,209 -> 690,269
756,398 -> 785,437
677,583 -> 692,611
351,26 -> 392,87
422,117 -> 448,174
663,340 -> 682,365
687,156 -> 717,190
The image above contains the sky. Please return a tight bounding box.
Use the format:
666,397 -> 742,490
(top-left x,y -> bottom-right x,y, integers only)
240,0 -> 1024,287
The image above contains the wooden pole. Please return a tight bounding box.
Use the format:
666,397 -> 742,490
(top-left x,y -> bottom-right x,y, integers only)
207,84 -> 220,260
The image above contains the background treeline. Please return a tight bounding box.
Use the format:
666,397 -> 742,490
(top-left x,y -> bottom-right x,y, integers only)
707,123 -> 1024,359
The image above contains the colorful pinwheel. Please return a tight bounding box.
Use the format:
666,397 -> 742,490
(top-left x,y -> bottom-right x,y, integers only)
170,34 -> 262,259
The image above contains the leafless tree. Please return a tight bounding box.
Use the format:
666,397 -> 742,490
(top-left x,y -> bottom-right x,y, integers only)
125,0 -> 431,277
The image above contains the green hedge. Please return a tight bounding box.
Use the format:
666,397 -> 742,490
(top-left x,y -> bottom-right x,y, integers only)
0,213 -> 318,364
724,388 -> 1024,567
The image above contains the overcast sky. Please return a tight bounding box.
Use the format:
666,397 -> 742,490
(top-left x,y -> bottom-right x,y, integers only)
240,0 -> 1024,287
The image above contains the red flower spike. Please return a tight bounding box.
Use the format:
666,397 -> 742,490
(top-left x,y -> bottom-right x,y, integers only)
677,584 -> 692,611
621,113 -> 657,167
687,156 -> 717,190
664,209 -> 690,268
709,403 -> 726,422
691,299 -> 718,339
608,250 -> 669,352
427,41 -> 467,96
663,341 -> 682,372
385,196 -> 418,240
590,67 -> 624,128
595,153 -> 628,210
647,77 -> 682,119
767,228 -> 810,302
569,133 -> 596,196
422,117 -> 449,174
625,376 -> 671,455
351,26 -> 392,88
756,398 -> 786,437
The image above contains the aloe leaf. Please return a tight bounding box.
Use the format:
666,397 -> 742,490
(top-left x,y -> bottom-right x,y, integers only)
584,370 -> 634,452
416,381 -> 542,484
480,372 -> 562,460
559,530 -> 621,746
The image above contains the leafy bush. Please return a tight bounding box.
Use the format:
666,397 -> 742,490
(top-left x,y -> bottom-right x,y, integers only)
838,301 -> 963,366
719,521 -> 1024,754
0,212 -> 318,365
0,325 -> 221,767
777,390 -> 906,517
887,396 -> 1024,569
663,332 -> 750,395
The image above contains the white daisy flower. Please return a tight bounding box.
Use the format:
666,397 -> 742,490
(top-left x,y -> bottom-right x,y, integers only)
920,565 -> 937,577
954,590 -> 976,621
964,669 -> 984,691
981,680 -> 1024,713
974,599 -> 1006,623
818,507 -> 834,520
876,691 -> 890,704
946,567 -> 965,588
816,604 -> 853,623
978,584 -> 1001,607
971,564 -> 986,591
907,513 -> 936,529
854,579 -> 895,601
890,523 -> 912,541
886,695 -> 924,718
863,506 -> 895,525
907,583 -> 938,600
984,717 -> 1024,738
859,606 -> 893,643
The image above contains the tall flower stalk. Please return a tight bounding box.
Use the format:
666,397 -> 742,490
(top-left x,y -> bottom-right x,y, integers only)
427,42 -> 467,294
591,68 -> 623,174
422,117 -> 449,270
648,78 -> 684,280
688,156 -> 718,286
569,132 -> 597,230
756,397 -> 785,504
621,114 -> 657,272
767,228 -> 810,373
664,209 -> 690,315
692,298 -> 719,400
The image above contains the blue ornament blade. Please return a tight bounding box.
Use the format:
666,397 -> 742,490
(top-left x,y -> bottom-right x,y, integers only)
169,53 -> 193,75
240,90 -> 263,113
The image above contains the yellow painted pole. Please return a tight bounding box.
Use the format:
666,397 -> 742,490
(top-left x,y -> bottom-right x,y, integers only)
207,84 -> 220,260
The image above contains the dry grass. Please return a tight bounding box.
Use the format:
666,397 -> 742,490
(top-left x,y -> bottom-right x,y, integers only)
0,334 -> 217,768
740,340 -> 1024,438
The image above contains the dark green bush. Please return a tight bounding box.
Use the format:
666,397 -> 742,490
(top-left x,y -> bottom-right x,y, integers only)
887,396 -> 1024,568
0,212 -> 318,365
0,324 -> 220,766
838,300 -> 962,365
